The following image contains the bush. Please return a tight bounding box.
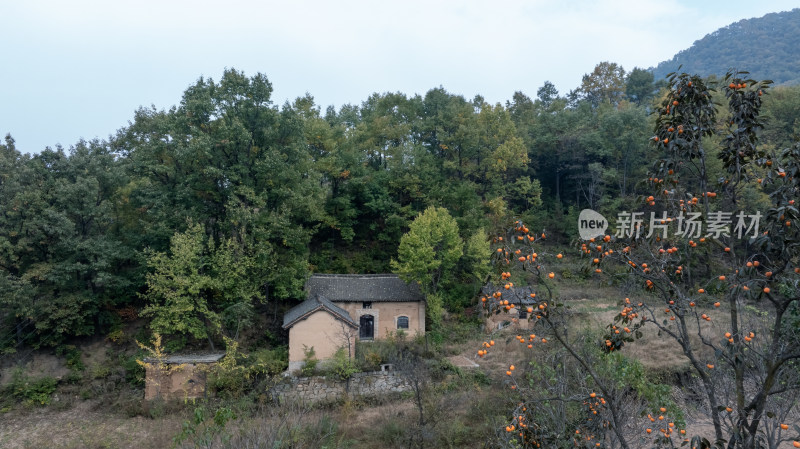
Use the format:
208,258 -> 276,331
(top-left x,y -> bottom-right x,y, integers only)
90,362 -> 111,379
355,339 -> 404,371
208,338 -> 250,398
117,389 -> 147,417
57,345 -> 84,372
325,348 -> 359,381
207,343 -> 288,398
300,345 -> 318,377
64,370 -> 83,384
248,346 -> 288,377
9,369 -> 58,406
145,397 -> 166,419
173,405 -> 235,449
119,351 -> 146,387
362,350 -> 383,371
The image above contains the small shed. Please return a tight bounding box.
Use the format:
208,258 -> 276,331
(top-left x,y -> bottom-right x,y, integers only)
481,283 -> 539,331
143,353 -> 225,401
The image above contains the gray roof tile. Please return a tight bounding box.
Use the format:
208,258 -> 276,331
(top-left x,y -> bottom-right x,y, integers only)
143,353 -> 226,364
282,295 -> 358,329
305,274 -> 425,303
481,283 -> 538,305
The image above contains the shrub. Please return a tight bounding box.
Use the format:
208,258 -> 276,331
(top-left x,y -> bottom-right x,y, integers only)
57,345 -> 84,372
9,368 -> 58,406
208,338 -> 250,398
355,338 -> 410,371
300,345 -> 318,377
207,343 -> 288,398
90,362 -> 111,379
325,348 -> 359,381
173,405 -> 235,449
362,350 -> 383,371
119,351 -> 146,387
64,370 -> 83,384
248,346 -> 288,377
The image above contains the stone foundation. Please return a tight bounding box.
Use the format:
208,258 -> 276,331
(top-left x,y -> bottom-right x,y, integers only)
271,370 -> 413,404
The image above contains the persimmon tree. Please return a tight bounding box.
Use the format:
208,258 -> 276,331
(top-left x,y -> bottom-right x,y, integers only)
477,225 -> 671,449
478,71 -> 800,449
595,71 -> 800,449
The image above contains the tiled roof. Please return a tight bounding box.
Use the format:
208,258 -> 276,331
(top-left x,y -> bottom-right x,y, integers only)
143,353 -> 226,364
305,274 -> 425,303
481,283 -> 538,305
282,295 -> 358,329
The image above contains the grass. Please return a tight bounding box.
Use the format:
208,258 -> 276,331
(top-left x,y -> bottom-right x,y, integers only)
0,323 -> 508,449
571,302 -> 620,314
1,279 -> 794,448
1,399 -> 182,449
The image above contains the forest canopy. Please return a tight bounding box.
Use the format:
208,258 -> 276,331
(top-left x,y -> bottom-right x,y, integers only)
2,64 -> 799,350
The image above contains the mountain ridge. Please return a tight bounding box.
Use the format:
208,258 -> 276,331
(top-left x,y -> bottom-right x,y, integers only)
650,8 -> 800,85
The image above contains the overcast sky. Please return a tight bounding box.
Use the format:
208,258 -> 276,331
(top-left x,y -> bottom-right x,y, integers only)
1,0 -> 798,154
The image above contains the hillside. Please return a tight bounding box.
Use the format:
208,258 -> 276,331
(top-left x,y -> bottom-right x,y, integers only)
651,8 -> 800,85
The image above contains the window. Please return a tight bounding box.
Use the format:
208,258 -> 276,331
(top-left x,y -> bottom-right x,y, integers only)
362,302 -> 372,309
397,316 -> 409,329
519,310 -> 527,319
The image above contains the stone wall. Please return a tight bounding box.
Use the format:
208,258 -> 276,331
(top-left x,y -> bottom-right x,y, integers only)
271,369 -> 413,404
144,362 -> 211,401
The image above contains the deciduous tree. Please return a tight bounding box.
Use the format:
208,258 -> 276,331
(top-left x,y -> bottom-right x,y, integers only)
392,206 -> 463,329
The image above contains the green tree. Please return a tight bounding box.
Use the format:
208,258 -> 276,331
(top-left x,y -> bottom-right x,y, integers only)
462,227 -> 492,284
761,84 -> 800,149
0,135 -> 32,348
140,221 -> 264,347
118,69 -> 324,300
140,223 -> 220,347
392,207 -> 463,329
477,101 -> 530,193
596,101 -> 651,198
625,67 -> 656,105
579,61 -> 627,107
1,138 -> 137,348
536,81 -> 560,108
528,100 -> 595,209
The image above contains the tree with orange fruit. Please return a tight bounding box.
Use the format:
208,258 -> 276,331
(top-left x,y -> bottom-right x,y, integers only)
480,70 -> 800,449
598,70 -> 800,449
480,223 -> 674,449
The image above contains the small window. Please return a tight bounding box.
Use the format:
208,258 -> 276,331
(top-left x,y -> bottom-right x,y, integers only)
397,316 -> 409,329
362,302 -> 372,309
519,310 -> 527,319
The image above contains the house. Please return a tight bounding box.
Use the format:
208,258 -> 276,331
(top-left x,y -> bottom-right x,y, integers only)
283,274 -> 426,372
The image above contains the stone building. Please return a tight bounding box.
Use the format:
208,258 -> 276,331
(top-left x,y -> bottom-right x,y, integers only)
143,353 -> 225,400
481,283 -> 539,331
283,274 -> 426,372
